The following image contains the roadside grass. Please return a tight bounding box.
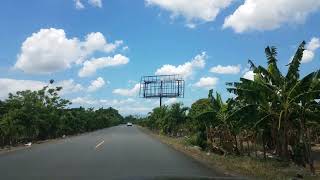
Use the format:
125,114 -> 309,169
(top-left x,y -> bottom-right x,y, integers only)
139,126 -> 319,180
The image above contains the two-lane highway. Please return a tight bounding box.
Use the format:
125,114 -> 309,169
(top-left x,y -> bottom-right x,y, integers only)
0,125 -> 226,180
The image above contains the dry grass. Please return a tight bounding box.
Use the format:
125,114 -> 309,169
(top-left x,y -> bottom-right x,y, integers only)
139,126 -> 319,180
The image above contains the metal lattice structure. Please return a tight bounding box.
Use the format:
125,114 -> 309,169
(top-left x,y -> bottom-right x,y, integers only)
139,75 -> 185,106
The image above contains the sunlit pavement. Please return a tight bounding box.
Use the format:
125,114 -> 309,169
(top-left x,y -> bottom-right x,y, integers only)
0,125 -> 234,180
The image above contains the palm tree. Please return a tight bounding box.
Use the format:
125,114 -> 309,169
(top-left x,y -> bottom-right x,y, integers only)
165,103 -> 188,136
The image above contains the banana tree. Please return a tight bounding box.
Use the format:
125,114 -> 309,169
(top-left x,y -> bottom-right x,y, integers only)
196,90 -> 253,154
227,41 -> 320,173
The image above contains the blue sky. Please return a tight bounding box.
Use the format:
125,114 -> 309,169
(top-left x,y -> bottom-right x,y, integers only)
0,0 -> 319,115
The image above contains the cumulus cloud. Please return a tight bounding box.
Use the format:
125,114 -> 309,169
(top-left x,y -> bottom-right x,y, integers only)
54,79 -> 84,95
302,37 -> 320,63
0,79 -> 45,99
88,77 -> 105,92
0,78 -> 84,100
104,40 -> 123,53
193,77 -> 218,88
223,0 -> 320,33
78,54 -> 129,77
15,28 -> 81,74
210,64 -> 240,74
155,52 -> 207,79
14,28 -> 125,74
242,70 -> 254,80
307,37 -> 320,51
82,32 -> 108,54
146,0 -> 233,28
289,37 -> 320,63
82,32 -> 122,55
112,84 -> 140,97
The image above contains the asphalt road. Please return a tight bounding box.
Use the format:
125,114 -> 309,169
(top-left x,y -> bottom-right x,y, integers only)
0,125 -> 230,180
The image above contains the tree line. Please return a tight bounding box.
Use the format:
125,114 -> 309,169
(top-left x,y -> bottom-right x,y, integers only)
0,81 -> 123,147
139,41 -> 320,174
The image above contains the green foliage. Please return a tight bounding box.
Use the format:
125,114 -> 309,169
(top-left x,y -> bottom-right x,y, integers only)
0,83 -> 123,147
141,41 -> 320,174
187,98 -> 212,148
185,132 -> 207,148
142,103 -> 188,136
122,115 -> 142,124
227,41 -> 320,173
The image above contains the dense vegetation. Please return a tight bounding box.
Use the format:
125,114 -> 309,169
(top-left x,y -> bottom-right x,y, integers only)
0,81 -> 123,147
139,41 -> 320,174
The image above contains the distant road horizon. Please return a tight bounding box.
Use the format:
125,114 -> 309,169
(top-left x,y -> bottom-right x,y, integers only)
0,125 -> 230,180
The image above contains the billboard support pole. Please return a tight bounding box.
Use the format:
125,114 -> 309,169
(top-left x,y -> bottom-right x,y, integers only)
139,74 -> 185,108
160,80 -> 163,107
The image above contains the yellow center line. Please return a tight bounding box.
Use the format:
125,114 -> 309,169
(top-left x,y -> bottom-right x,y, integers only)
95,140 -> 105,149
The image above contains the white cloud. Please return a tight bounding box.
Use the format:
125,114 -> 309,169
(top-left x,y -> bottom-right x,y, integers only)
302,37 -> 320,63
82,32 -> 107,54
99,98 -> 136,106
112,84 -> 140,97
193,77 -> 218,88
88,0 -> 102,8
71,97 -> 97,105
14,28 -> 126,74
15,28 -> 81,74
74,0 -> 103,9
122,46 -> 129,51
0,78 -> 45,100
118,106 -> 152,115
164,98 -> 179,105
54,79 -> 84,95
307,37 -> 320,51
104,40 -> 123,53
210,64 -> 240,74
185,23 -> 196,29
146,0 -> 233,28
223,0 -> 320,33
0,78 -> 84,100
242,70 -> 254,80
75,0 -> 85,9
155,52 -> 207,79
81,32 -> 123,55
302,50 -> 315,63
88,77 -> 105,92
78,54 -> 129,77
289,37 -> 320,63
71,97 -> 153,114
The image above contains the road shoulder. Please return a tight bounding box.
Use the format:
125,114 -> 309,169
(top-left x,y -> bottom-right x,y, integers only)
0,128 -> 105,155
138,126 -> 320,180
137,126 -> 238,177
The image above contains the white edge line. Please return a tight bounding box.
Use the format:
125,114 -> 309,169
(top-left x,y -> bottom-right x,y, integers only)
95,140 -> 105,149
